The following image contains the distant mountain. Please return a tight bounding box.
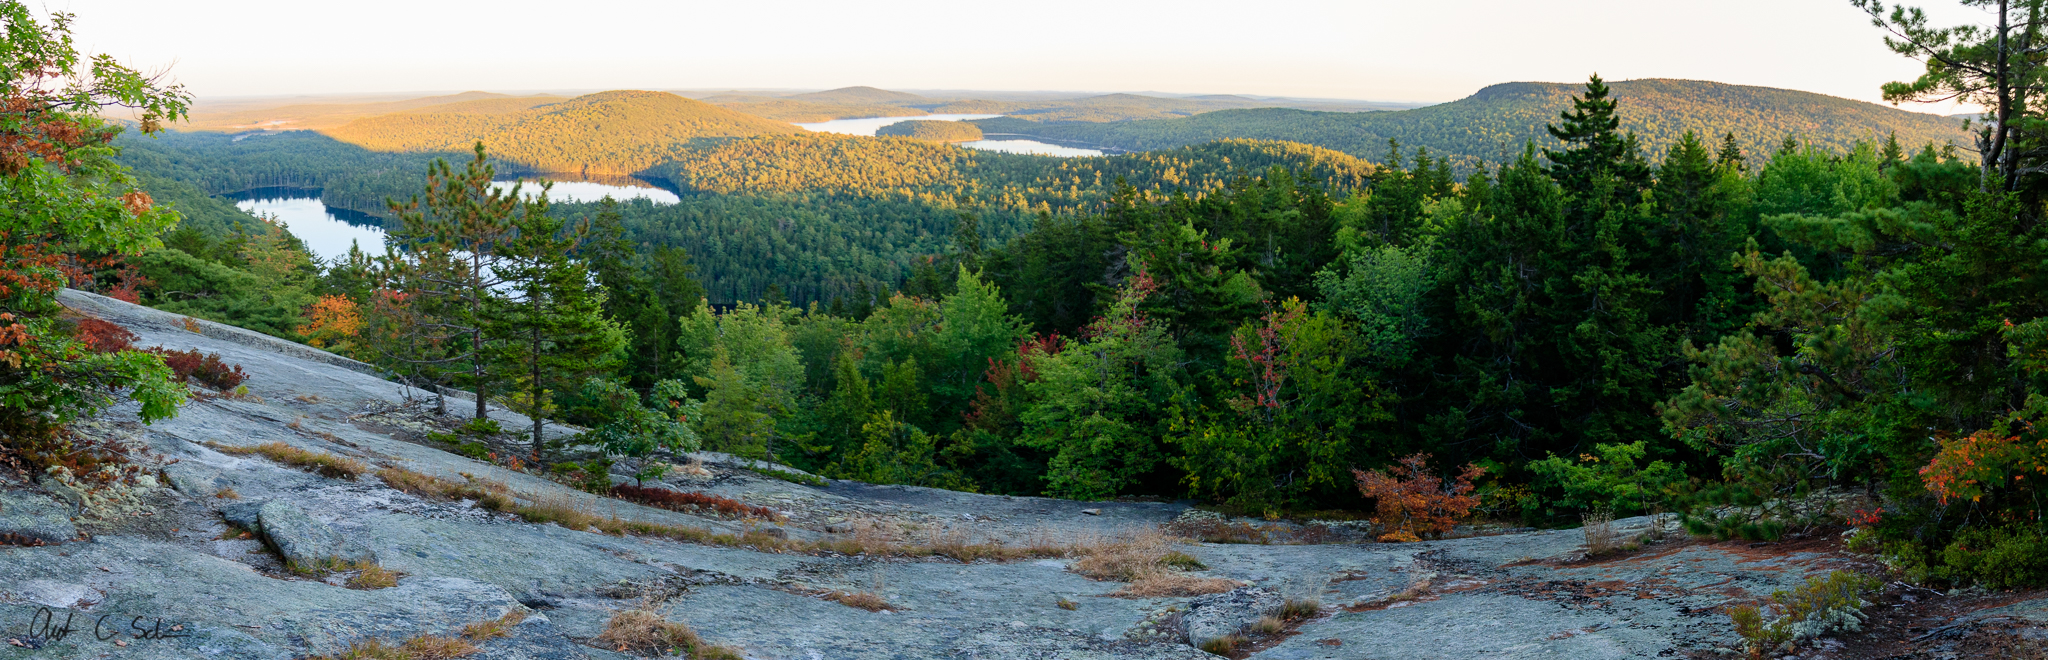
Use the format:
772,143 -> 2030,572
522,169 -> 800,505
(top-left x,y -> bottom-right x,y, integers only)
181,92 -> 566,132
701,94 -> 927,123
972,79 -> 1970,170
320,90 -> 803,175
790,86 -> 929,105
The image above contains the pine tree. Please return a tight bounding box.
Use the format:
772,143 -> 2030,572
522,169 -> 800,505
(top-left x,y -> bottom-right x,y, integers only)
493,183 -> 625,459
376,143 -> 521,419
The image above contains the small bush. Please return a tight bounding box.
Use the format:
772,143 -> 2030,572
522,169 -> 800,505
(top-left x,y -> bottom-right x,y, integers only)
213,441 -> 367,479
551,459 -> 613,494
1934,525 -> 2048,589
456,442 -> 490,460
150,347 -> 248,391
460,418 -> 503,437
73,318 -> 136,353
1727,570 -> 1880,655
1353,453 -> 1484,542
1056,596 -> 1078,610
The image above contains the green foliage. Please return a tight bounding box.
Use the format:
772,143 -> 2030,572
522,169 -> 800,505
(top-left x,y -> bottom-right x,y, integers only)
574,378 -> 700,459
0,1 -> 189,470
823,411 -> 977,491
1526,441 -> 1680,515
876,120 -> 983,143
976,79 -> 1967,174
1019,267 -> 1183,499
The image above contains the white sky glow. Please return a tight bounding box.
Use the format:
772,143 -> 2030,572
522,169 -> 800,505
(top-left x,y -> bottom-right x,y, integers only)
57,0 -> 1988,111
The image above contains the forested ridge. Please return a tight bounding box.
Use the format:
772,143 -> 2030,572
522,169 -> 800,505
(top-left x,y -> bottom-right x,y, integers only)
976,78 -> 1970,171
320,90 -> 802,175
875,120 -> 983,142
115,129 -> 1372,304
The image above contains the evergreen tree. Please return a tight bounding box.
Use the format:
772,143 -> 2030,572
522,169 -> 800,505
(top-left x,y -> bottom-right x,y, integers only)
376,144 -> 521,419
1543,74 -> 1653,196
493,183 -> 625,459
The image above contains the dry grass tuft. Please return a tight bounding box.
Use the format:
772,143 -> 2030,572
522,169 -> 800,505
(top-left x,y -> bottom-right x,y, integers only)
1275,597 -> 1321,620
214,486 -> 240,500
594,608 -> 741,659
1199,634 -> 1245,655
310,634 -> 478,660
459,609 -> 528,641
1251,614 -> 1286,634
1056,596 -> 1079,610
213,441 -> 368,479
825,590 -> 896,612
1582,506 -> 1619,556
347,563 -> 402,590
1069,530 -> 1176,582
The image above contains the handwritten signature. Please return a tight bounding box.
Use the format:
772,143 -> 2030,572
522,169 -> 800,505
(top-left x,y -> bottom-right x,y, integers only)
4,606 -> 190,649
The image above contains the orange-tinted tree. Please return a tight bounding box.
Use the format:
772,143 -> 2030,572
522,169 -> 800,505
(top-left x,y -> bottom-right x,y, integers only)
1353,453 -> 1485,542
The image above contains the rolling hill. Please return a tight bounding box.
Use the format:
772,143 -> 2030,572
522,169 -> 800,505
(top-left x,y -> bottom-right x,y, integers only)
876,120 -> 984,142
970,79 -> 1972,170
789,86 -> 929,105
319,90 -> 804,175
699,94 -> 929,122
179,91 -> 567,132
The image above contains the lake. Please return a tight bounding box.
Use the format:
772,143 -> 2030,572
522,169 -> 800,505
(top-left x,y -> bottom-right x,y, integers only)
233,177 -> 673,263
795,114 -> 1106,157
234,193 -> 385,264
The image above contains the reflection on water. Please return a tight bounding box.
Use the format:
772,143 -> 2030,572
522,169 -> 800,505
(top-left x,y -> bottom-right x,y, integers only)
795,114 -> 1105,157
490,175 -> 680,205
794,114 -> 1000,136
959,138 -> 1104,157
234,196 -> 385,264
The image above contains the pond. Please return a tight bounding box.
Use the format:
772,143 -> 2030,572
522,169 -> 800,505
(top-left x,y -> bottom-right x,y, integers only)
233,192 -> 385,264
794,114 -> 1106,157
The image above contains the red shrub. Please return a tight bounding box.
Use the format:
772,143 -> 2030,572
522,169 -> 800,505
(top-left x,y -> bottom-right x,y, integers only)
74,318 -> 136,353
611,483 -> 778,520
149,348 -> 247,391
1353,453 -> 1485,542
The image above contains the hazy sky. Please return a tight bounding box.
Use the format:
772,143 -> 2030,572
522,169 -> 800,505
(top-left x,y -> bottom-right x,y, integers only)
58,0 -> 1983,109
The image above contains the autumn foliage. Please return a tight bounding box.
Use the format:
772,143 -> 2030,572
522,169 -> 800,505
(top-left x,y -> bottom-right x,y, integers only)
1353,453 -> 1485,542
296,294 -> 362,350
148,348 -> 247,391
1919,429 -> 2048,506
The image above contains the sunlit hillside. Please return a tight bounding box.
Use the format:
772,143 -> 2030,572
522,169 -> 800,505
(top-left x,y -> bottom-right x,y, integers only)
180,91 -> 566,131
320,90 -> 804,175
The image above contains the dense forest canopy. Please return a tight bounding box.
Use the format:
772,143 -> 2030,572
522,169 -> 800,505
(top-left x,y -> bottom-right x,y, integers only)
320,91 -> 802,175
875,120 -> 983,142
974,79 -> 1970,171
